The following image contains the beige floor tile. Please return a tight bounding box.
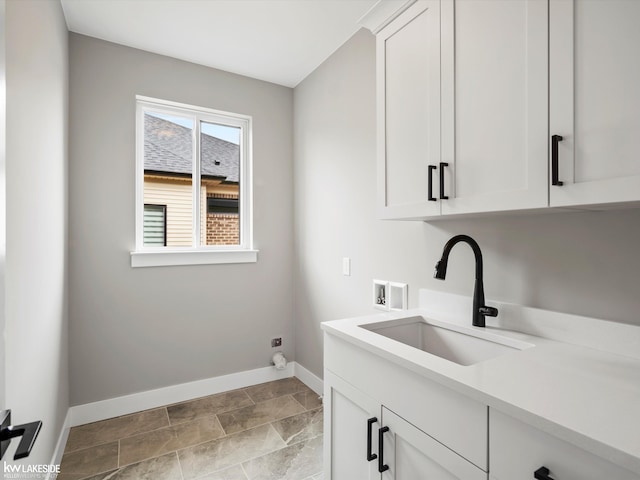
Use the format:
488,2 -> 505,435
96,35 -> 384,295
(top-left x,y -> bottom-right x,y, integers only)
60,377 -> 323,480
64,409 -> 169,453
195,464 -> 248,480
271,408 -> 323,446
167,389 -> 254,425
119,414 -> 225,466
76,471 -> 119,480
179,424 -> 285,480
58,442 -> 119,480
82,452 -> 182,480
242,435 -> 323,480
218,395 -> 306,435
291,387 -> 322,411
244,378 -> 306,404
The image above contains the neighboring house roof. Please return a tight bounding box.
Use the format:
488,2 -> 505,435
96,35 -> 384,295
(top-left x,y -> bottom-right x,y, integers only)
144,113 -> 239,183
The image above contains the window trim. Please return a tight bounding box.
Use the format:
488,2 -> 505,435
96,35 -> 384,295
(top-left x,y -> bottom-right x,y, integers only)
132,95 -> 256,267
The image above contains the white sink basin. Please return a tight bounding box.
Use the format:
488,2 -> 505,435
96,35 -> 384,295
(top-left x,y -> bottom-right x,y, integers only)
360,316 -> 533,366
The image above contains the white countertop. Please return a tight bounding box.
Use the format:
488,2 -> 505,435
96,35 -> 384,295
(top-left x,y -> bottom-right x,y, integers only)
321,290 -> 640,475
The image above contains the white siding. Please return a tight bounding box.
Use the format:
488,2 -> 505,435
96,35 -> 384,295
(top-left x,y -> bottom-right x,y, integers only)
144,177 -> 192,247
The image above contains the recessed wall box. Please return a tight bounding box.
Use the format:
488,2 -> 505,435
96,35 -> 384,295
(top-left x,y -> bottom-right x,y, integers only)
388,282 -> 408,310
373,279 -> 389,311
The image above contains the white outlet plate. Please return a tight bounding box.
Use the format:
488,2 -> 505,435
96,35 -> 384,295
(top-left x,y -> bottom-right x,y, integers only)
342,257 -> 351,276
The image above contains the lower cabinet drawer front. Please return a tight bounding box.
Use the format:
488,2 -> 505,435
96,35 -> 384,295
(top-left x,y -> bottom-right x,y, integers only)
490,409 -> 639,480
325,334 -> 487,470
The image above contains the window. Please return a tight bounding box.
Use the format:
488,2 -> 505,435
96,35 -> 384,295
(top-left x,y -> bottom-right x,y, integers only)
132,96 -> 256,267
143,204 -> 167,246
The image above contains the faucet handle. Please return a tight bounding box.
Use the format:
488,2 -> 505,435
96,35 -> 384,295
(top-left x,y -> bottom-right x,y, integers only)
479,306 -> 498,317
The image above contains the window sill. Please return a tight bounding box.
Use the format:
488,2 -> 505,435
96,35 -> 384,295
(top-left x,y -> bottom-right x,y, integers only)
130,249 -> 258,268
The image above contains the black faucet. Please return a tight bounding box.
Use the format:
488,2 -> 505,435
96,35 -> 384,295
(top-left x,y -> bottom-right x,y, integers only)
434,235 -> 498,327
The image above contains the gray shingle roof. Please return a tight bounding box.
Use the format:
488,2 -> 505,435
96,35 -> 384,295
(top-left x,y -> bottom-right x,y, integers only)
144,113 -> 239,183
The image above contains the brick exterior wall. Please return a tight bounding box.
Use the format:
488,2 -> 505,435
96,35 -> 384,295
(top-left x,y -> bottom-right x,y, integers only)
206,213 -> 239,245
206,193 -> 239,245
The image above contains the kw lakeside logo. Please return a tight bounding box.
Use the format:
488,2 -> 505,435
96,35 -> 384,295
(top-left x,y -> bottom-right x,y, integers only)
3,462 -> 60,479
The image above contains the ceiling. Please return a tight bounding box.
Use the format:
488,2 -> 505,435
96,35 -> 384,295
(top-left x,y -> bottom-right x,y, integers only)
60,0 -> 378,88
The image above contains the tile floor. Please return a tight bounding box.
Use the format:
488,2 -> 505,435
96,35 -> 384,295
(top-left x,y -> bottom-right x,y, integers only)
59,377 -> 324,480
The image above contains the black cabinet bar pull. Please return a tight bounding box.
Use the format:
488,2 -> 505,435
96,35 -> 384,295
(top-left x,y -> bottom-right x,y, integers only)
428,165 -> 437,201
534,466 -> 556,480
551,134 -> 564,186
1,410 -> 42,461
12,421 -> 42,460
378,426 -> 390,473
439,162 -> 449,199
366,417 -> 377,461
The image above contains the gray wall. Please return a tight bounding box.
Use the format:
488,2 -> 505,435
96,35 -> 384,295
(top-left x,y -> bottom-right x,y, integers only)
69,34 -> 294,405
5,0 -> 69,463
0,0 -> 6,415
293,29 -> 640,378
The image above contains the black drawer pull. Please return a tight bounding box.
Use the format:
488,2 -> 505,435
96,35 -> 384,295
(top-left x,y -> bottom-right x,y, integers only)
534,466 -> 556,480
428,165 -> 437,201
366,417 -> 377,461
378,426 -> 390,473
439,162 -> 449,199
551,134 -> 564,186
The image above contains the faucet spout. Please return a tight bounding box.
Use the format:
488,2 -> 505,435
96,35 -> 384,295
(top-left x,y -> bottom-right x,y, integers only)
433,235 -> 498,327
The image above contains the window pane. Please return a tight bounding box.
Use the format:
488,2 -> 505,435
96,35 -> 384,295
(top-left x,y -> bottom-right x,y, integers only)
200,121 -> 241,246
144,112 -> 193,247
143,204 -> 166,246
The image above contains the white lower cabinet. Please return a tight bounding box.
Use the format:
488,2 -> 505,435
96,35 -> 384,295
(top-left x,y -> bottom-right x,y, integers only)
490,409 -> 639,480
324,370 -> 487,480
324,371 -> 379,480
381,407 -> 486,480
323,331 -> 640,480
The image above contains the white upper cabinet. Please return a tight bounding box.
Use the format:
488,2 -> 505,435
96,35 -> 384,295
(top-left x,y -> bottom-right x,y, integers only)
369,0 -> 640,219
375,0 -> 548,220
440,0 -> 549,215
549,0 -> 640,208
376,0 -> 441,219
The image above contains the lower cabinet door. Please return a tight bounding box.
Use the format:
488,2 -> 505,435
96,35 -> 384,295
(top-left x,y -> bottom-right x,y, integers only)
381,407 -> 487,480
490,409 -> 640,480
324,370 -> 380,480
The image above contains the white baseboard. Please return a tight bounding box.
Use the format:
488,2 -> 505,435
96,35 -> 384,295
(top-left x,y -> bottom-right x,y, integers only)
69,363 -> 294,427
293,362 -> 324,396
67,361 -> 325,427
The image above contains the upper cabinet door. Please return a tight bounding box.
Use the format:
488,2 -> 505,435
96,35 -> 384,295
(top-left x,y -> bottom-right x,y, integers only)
377,0 -> 441,220
440,0 -> 549,216
550,0 -> 640,207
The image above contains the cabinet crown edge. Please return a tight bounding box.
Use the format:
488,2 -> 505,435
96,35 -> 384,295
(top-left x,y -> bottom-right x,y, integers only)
358,0 -> 418,34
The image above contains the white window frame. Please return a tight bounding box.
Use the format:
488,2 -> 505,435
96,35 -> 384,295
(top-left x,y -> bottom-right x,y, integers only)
131,95 -> 257,267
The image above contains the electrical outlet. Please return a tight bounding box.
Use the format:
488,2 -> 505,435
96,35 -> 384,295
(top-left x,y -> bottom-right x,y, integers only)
271,337 -> 282,348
